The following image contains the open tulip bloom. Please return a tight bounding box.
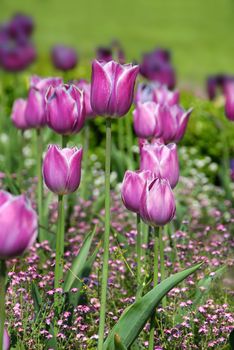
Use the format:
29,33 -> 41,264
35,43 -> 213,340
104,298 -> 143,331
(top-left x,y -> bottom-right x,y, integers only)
90,59 -> 139,350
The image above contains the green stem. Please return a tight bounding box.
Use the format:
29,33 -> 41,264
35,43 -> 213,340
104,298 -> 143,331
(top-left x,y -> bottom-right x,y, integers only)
148,227 -> 159,350
36,129 -> 45,242
54,195 -> 65,290
117,118 -> 125,153
97,118 -> 112,350
62,135 -> 69,148
125,115 -> 134,169
0,261 -> 6,350
81,123 -> 90,199
159,227 -> 166,307
136,213 -> 142,289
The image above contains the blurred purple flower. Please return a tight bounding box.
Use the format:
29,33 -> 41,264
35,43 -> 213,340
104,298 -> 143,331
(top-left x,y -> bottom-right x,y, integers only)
74,79 -> 95,118
11,98 -> 29,130
51,45 -> 78,71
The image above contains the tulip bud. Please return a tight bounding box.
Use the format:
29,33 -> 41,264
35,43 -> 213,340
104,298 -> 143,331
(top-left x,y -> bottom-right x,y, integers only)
91,60 -> 139,117
159,104 -> 193,143
46,84 -> 85,134
11,98 -> 29,130
140,142 -> 179,189
140,178 -> 176,226
121,170 -> 152,214
25,75 -> 62,128
51,45 -> 78,71
0,191 -> 37,259
74,80 -> 95,118
225,81 -> 234,121
3,328 -> 10,350
43,145 -> 83,195
133,102 -> 162,139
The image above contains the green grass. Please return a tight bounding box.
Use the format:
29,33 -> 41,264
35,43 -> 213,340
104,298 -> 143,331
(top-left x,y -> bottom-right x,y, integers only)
1,0 -> 234,82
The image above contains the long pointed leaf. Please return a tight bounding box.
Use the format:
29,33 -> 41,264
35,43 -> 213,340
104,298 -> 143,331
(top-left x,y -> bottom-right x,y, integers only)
104,263 -> 202,349
63,226 -> 96,292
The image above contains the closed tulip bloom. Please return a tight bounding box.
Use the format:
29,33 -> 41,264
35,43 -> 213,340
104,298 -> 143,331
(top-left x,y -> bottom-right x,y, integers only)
3,329 -> 10,350
51,45 -> 78,71
74,79 -> 94,118
140,178 -> 176,226
121,170 -> 152,214
0,191 -> 37,259
224,81 -> 234,121
46,84 -> 85,134
153,85 -> 179,106
43,145 -> 83,195
0,41 -> 36,72
135,83 -> 155,104
140,142 -> 179,188
25,75 -> 62,128
11,98 -> 29,130
133,101 -> 162,139
91,60 -> 139,117
159,104 -> 193,143
96,46 -> 113,62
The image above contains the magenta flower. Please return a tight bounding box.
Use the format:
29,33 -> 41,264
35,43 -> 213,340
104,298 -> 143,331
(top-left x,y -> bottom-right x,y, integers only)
140,142 -> 179,188
0,191 -> 37,259
159,104 -> 193,143
153,85 -> 179,106
133,101 -> 162,139
3,328 -> 10,350
96,47 -> 113,62
7,13 -> 34,39
11,98 -> 29,130
46,84 -> 85,134
139,178 -> 176,226
25,75 -> 62,128
74,80 -> 94,118
0,41 -> 36,72
51,45 -> 78,71
91,60 -> 139,117
224,81 -> 234,121
121,170 -> 152,214
43,145 -> 83,195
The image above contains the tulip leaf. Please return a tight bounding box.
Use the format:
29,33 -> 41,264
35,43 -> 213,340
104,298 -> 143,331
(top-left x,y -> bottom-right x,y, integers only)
31,282 -> 42,318
104,263 -> 202,350
229,329 -> 234,350
63,226 -> 96,292
114,334 -> 128,350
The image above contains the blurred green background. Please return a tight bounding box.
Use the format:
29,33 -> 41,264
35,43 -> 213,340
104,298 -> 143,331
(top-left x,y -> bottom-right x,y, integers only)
1,0 -> 234,84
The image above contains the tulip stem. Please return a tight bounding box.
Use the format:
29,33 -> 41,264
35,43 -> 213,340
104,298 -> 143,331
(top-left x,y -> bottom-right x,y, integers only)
159,226 -> 166,307
97,118 -> 112,350
54,194 -> 65,291
136,213 -> 142,290
81,123 -> 90,199
125,114 -> 134,169
148,227 -> 159,350
0,260 -> 6,350
62,135 -> 69,148
117,118 -> 125,153
36,129 -> 45,242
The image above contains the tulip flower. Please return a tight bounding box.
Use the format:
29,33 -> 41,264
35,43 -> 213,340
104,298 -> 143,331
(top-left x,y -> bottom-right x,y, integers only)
133,102 -> 162,139
153,85 -> 179,106
121,170 -> 152,214
91,59 -> 139,117
96,46 -> 113,62
224,81 -> 234,121
140,48 -> 176,89
8,13 -> 34,39
0,41 -> 36,72
43,145 -> 83,195
11,98 -> 29,130
140,178 -> 176,227
0,190 -> 37,259
3,329 -> 10,350
230,159 -> 234,181
159,104 -> 193,143
46,84 -> 85,135
51,45 -> 78,71
74,80 -> 94,118
140,142 -> 179,189
25,75 -> 62,128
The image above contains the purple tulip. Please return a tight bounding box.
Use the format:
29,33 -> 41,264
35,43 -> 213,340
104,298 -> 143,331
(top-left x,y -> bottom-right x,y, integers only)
74,80 -> 94,118
11,98 -> 29,130
96,47 -> 113,62
140,142 -> 179,188
135,83 -> 155,103
0,41 -> 36,72
153,85 -> 179,106
139,178 -> 176,226
25,75 -> 62,128
140,48 -> 176,89
51,45 -> 78,71
46,84 -> 85,134
43,145 -> 83,195
224,81 -> 234,121
0,191 -> 37,259
8,13 -> 34,39
2,329 -> 10,350
230,159 -> 234,181
158,104 -> 193,143
133,101 -> 162,139
121,170 -> 152,214
91,60 -> 139,117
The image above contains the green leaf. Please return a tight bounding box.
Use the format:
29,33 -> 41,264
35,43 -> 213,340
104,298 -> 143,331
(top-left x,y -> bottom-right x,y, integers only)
230,329 -> 234,350
104,263 -> 202,350
63,226 -> 96,292
114,334 -> 127,350
31,282 -> 42,317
